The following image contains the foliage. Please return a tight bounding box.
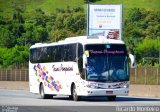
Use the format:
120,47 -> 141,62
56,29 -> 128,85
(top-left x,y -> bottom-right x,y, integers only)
49,7 -> 85,42
1,0 -> 160,17
0,45 -> 29,68
0,3 -> 160,67
0,6 -> 85,68
124,8 -> 160,65
135,39 -> 160,65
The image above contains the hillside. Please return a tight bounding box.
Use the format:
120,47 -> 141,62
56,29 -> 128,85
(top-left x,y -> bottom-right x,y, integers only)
0,0 -> 160,17
0,0 -> 160,67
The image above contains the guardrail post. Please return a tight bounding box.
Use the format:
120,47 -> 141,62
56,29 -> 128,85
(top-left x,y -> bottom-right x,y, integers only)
135,68 -> 137,83
0,70 -> 1,81
157,68 -> 159,85
20,70 -> 22,81
10,69 -> 12,81
25,70 -> 26,81
6,69 -> 7,81
15,70 -> 16,81
145,67 -> 147,85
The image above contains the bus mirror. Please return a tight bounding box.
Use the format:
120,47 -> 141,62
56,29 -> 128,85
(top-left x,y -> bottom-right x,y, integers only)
83,54 -> 87,69
83,50 -> 89,69
84,50 -> 89,57
129,54 -> 136,68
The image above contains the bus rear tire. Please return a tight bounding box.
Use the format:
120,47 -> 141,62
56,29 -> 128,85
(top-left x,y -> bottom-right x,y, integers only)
72,85 -> 80,101
69,95 -> 73,100
40,84 -> 53,99
107,95 -> 116,101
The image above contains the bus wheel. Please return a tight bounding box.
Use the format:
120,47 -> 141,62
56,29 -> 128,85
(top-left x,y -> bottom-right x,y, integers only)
72,85 -> 80,101
40,84 -> 53,99
69,95 -> 73,100
108,96 -> 116,101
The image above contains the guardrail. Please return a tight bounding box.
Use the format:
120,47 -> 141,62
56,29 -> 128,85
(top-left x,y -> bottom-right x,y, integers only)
0,67 -> 159,85
130,67 -> 160,85
0,69 -> 29,81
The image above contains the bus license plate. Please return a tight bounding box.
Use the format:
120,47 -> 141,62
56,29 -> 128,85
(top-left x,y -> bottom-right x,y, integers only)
106,91 -> 113,94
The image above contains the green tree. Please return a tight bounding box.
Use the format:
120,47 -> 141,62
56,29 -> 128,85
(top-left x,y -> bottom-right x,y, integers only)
1,45 -> 29,68
135,39 -> 160,65
124,8 -> 160,66
49,7 -> 85,42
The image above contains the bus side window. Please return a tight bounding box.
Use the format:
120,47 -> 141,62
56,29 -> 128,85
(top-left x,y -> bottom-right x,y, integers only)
52,46 -> 56,62
42,47 -> 48,63
61,45 -> 66,62
55,46 -> 60,62
78,43 -> 84,79
68,44 -> 75,61
37,48 -> 41,63
68,45 -> 71,61
63,45 -> 68,61
47,47 -> 52,62
72,44 -> 76,61
30,49 -> 35,63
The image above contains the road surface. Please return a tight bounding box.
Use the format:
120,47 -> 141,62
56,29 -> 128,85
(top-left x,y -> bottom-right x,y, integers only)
0,89 -> 160,112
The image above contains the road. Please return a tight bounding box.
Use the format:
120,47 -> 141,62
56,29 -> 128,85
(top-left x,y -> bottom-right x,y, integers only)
0,89 -> 160,112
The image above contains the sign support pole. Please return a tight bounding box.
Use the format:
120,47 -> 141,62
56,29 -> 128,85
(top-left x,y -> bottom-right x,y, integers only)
87,0 -> 90,36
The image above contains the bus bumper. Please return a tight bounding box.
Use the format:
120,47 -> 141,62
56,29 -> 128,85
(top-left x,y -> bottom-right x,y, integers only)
78,88 -> 129,96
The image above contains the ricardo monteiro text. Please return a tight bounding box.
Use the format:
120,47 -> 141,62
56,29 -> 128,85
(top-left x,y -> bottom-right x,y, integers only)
116,106 -> 160,112
137,106 -> 159,112
116,106 -> 136,112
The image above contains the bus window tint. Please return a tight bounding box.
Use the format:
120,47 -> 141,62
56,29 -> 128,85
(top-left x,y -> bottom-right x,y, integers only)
30,43 -> 79,63
78,43 -> 83,74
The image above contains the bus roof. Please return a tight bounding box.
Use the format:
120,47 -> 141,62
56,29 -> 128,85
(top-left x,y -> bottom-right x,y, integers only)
30,36 -> 125,48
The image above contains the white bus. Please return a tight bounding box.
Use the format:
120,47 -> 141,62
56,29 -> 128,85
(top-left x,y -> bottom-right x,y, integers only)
29,36 -> 130,101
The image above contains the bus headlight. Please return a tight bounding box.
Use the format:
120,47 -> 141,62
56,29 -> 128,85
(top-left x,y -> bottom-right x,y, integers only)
86,85 -> 97,89
123,84 -> 129,88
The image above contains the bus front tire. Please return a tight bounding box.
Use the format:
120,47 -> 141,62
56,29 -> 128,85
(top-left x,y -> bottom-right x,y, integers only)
107,95 -> 116,101
72,85 -> 80,101
40,84 -> 53,99
69,95 -> 73,100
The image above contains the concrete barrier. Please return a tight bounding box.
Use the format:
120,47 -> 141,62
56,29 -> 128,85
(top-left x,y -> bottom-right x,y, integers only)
129,84 -> 160,98
0,81 -> 29,90
0,81 -> 159,98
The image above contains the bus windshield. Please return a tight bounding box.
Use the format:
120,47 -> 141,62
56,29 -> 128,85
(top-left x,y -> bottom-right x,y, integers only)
85,44 -> 129,82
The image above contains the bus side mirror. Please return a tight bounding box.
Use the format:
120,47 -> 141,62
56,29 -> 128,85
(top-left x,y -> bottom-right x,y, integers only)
83,54 -> 87,69
129,54 -> 136,68
83,50 -> 89,69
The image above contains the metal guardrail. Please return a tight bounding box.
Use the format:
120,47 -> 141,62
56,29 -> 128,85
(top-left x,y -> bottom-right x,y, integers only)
0,67 -> 159,85
130,67 -> 160,85
0,69 -> 29,81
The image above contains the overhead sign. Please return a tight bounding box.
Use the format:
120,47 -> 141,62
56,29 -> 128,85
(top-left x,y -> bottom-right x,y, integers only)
88,4 -> 122,40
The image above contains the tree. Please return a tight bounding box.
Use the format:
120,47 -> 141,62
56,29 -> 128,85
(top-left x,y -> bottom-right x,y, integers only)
135,39 -> 160,65
49,7 -> 86,42
124,8 -> 160,65
1,45 -> 29,68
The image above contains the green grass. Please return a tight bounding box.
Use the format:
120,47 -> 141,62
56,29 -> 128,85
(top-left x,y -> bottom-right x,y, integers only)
97,0 -> 160,11
0,0 -> 160,17
39,0 -> 84,14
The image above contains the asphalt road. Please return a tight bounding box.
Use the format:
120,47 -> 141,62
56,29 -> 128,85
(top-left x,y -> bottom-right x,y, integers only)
0,89 -> 160,112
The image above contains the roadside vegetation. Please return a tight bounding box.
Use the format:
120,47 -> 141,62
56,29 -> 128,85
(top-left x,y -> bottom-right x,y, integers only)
0,0 -> 160,68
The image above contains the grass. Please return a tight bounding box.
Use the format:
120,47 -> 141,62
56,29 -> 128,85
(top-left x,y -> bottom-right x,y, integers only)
97,0 -> 160,11
0,0 -> 160,17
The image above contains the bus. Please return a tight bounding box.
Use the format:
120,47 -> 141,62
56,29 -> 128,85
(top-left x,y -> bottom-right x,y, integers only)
29,36 -> 130,101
